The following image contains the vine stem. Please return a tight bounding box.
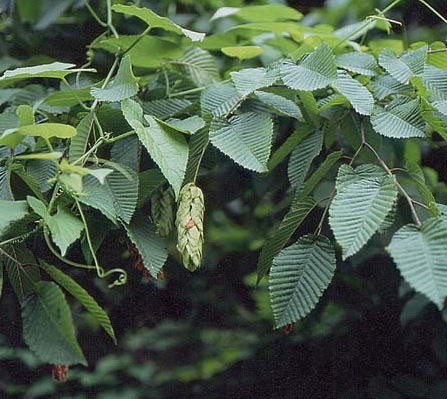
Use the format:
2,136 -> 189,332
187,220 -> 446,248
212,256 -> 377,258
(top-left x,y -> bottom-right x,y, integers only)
417,0 -> 447,25
169,86 -> 206,98
81,0 -> 107,27
122,26 -> 151,55
106,0 -> 119,38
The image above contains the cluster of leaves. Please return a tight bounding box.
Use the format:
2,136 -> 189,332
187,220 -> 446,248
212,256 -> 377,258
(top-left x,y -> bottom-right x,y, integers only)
1,0 -> 447,371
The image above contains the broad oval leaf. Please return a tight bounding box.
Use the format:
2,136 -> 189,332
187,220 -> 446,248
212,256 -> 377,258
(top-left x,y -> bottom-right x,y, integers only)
91,55 -> 138,103
209,112 -> 273,173
124,212 -> 168,278
280,44 -> 337,91
221,46 -> 264,60
269,234 -> 336,328
39,261 -> 116,344
0,62 -> 95,83
8,123 -> 77,139
331,70 -> 374,116
254,91 -> 303,120
329,164 -> 398,259
335,52 -> 378,76
288,130 -> 322,188
201,82 -> 242,117
22,281 -> 87,365
175,47 -> 219,87
371,97 -> 426,138
257,197 -> 317,283
378,46 -> 427,84
230,67 -> 279,97
112,4 -> 205,42
0,200 -> 28,235
387,218 -> 447,310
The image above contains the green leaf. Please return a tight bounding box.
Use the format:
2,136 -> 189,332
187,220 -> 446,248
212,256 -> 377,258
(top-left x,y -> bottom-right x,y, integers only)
80,164 -> 138,224
17,105 -> 34,126
387,218 -> 447,310
137,169 -> 166,208
183,129 -> 209,185
48,207 -> 84,256
209,112 -> 273,173
371,98 -> 426,139
371,75 -> 410,101
268,124 -> 314,170
201,82 -> 242,117
93,36 -> 183,69
110,135 -> 141,171
2,244 -> 40,302
91,56 -> 138,102
39,261 -> 116,344
254,91 -> 303,120
122,99 -> 188,197
175,47 -> 219,87
288,130 -> 322,188
143,98 -> 192,119
405,161 -> 438,217
257,197 -> 317,283
7,123 -> 77,139
335,52 -> 378,76
230,67 -> 279,97
297,151 -> 342,200
69,111 -> 95,163
22,281 -> 87,365
0,62 -> 95,83
112,4 -> 205,42
124,212 -> 168,278
329,164 -> 398,259
331,70 -> 374,116
281,44 -> 337,91
45,86 -> 93,107
428,42 -> 447,69
378,46 -> 427,84
211,4 -> 302,23
163,116 -> 205,135
422,65 -> 447,101
26,160 -> 57,193
0,259 -> 3,307
0,200 -> 28,235
269,234 -> 336,328
221,46 -> 264,60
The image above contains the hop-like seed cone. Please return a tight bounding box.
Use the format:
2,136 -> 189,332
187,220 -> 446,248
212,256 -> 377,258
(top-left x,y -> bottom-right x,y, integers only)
176,183 -> 205,272
151,186 -> 175,238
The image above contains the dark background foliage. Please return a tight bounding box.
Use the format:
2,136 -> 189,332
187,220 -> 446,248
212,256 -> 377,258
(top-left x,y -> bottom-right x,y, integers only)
1,1 -> 447,398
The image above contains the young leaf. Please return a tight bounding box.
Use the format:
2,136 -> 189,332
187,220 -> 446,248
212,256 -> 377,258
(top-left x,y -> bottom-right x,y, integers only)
46,206 -> 84,257
124,212 -> 168,278
288,130 -> 323,188
209,112 -> 273,173
281,44 -> 337,91
331,70 -> 374,116
269,234 -> 336,328
211,4 -> 302,23
0,62 -> 95,83
39,261 -> 117,344
221,46 -> 264,60
371,98 -> 426,138
257,197 -> 317,283
387,218 -> 447,310
22,281 -> 87,365
7,123 -> 77,139
112,4 -> 205,42
91,56 -> 138,102
329,164 -> 398,259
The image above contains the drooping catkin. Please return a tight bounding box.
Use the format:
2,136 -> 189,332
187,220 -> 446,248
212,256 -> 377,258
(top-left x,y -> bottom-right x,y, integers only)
175,183 -> 205,272
151,186 -> 175,238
